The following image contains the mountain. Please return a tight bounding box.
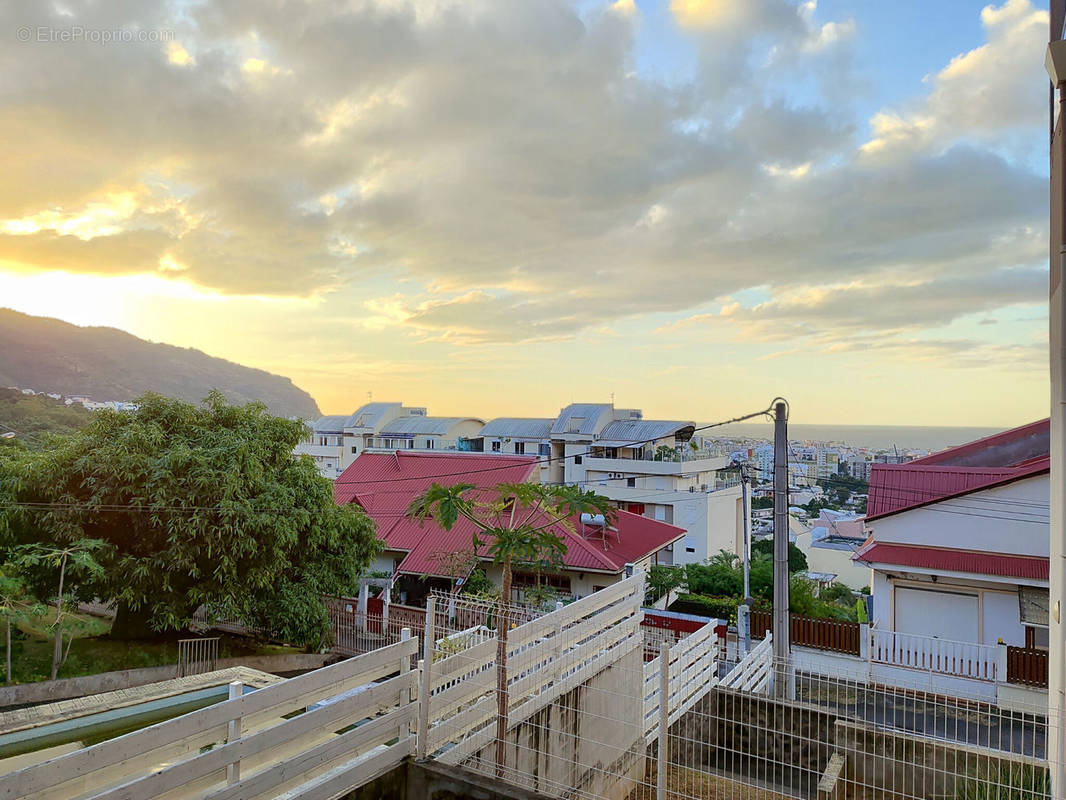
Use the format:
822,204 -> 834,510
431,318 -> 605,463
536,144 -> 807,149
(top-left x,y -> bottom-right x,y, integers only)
0,309 -> 321,419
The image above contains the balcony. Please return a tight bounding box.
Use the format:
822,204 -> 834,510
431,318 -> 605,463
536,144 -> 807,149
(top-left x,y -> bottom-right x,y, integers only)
585,452 -> 730,476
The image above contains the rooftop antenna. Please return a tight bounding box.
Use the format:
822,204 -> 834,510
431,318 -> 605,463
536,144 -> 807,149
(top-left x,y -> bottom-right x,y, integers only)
610,392 -> 615,407
367,391 -> 373,403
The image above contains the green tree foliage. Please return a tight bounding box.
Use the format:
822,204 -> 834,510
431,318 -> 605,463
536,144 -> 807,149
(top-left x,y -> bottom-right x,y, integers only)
12,540 -> 106,678
408,481 -> 613,778
0,392 -> 380,648
750,496 -> 774,510
647,565 -> 685,602
751,539 -> 808,573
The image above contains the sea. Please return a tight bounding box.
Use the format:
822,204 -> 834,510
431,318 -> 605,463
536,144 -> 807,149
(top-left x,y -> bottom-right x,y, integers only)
705,423 -> 1003,453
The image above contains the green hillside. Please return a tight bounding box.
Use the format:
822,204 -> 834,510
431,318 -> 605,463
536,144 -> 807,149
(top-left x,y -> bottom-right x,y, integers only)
0,387 -> 90,448
0,309 -> 320,419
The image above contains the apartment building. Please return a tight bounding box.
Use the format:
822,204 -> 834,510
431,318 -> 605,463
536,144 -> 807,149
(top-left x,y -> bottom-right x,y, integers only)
294,402 -> 483,478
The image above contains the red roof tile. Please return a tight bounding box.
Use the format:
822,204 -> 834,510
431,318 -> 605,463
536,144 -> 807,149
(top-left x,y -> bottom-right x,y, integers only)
866,419 -> 1049,521
853,542 -> 1048,581
334,452 -> 685,578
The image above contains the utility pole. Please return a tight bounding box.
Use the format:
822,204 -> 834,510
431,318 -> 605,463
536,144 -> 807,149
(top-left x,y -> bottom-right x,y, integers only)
740,462 -> 752,656
1046,4 -> 1066,793
772,400 -> 792,699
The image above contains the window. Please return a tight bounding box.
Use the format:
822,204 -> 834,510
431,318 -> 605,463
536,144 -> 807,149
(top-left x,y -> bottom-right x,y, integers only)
605,447 -> 618,459
625,502 -> 645,515
539,443 -> 550,457
574,455 -> 582,465
492,441 -> 501,452
627,477 -> 636,488
515,442 -> 525,455
685,547 -> 696,553
351,446 -> 358,454
425,439 -> 435,449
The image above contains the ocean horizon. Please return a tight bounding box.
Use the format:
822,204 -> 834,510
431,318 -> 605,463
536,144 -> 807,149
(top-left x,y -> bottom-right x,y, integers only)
706,422 -> 1007,452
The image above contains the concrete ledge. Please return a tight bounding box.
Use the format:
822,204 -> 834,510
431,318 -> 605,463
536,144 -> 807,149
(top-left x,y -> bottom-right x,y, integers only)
816,752 -> 845,800
0,667 -> 282,735
0,653 -> 338,710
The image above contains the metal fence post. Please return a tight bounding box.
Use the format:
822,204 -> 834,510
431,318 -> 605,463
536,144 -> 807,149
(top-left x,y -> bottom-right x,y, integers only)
417,597 -> 435,760
657,640 -> 670,800
552,600 -> 564,683
226,680 -> 243,784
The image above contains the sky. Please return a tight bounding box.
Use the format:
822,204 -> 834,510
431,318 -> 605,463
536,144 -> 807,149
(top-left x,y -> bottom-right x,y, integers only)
0,0 -> 1053,427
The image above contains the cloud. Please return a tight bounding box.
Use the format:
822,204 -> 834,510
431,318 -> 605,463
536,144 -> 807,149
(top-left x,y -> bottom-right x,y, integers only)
0,0 -> 1049,376
862,0 -> 1047,155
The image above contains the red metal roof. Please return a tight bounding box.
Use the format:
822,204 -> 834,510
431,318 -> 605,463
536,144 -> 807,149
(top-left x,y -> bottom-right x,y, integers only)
866,419 -> 1049,521
853,542 -> 1048,581
334,452 -> 685,578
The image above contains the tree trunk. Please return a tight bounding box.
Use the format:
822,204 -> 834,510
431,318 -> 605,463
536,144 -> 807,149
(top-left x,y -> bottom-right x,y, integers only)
109,602 -> 158,640
50,555 -> 66,681
495,559 -> 512,779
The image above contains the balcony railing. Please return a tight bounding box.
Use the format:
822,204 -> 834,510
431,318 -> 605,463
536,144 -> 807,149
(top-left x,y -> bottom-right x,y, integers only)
1006,645 -> 1048,688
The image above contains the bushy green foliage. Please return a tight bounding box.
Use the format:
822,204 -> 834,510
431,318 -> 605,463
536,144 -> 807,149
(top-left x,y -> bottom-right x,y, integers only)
750,496 -> 774,509
751,539 -> 808,573
0,392 -> 380,648
670,594 -> 739,622
647,565 -> 685,602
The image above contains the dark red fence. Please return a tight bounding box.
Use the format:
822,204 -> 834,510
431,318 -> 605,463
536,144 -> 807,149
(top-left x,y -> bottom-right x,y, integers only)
749,609 -> 861,656
1006,646 -> 1048,688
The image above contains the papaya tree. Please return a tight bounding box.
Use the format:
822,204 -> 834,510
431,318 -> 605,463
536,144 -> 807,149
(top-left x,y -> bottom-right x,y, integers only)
408,481 -> 613,777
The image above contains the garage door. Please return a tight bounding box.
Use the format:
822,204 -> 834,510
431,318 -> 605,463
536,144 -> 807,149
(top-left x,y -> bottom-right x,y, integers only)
894,586 -> 978,641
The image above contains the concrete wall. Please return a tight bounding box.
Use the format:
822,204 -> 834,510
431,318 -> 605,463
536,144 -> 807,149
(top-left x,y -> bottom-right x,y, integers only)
836,719 -> 1048,800
681,687 -> 840,797
464,644 -> 646,800
341,761 -> 554,800
0,653 -> 338,709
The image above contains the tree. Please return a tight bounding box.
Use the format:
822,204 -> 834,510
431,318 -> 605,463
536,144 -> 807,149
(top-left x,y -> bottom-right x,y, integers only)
11,540 -> 106,679
751,539 -> 808,573
0,566 -> 45,683
647,565 -> 685,602
0,392 -> 380,648
750,496 -> 774,510
408,481 -> 613,778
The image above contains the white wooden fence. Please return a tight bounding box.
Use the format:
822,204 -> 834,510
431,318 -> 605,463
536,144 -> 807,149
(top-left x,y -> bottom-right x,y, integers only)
870,629 -> 999,682
720,633 -> 773,694
641,619 -> 719,740
0,635 -> 418,800
424,574 -> 645,765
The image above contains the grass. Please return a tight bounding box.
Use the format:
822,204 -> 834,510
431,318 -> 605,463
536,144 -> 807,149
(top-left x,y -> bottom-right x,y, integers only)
627,763 -> 792,800
5,612 -> 299,685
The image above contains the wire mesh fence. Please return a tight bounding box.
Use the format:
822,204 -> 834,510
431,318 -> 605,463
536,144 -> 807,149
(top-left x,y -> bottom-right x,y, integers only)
407,571 -> 1056,800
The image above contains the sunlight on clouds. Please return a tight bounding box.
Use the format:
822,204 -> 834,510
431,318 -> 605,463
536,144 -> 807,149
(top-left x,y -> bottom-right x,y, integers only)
611,0 -> 638,18
1,193 -> 142,239
763,162 -> 811,179
167,42 -> 195,67
670,0 -> 741,29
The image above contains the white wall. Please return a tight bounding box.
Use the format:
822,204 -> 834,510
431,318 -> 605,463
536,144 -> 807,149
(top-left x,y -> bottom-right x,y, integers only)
868,474 -> 1048,557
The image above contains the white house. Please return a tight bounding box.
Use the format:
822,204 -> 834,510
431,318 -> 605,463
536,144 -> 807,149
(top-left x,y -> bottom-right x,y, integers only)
536,403 -> 745,566
794,509 -> 871,590
294,402 -> 484,478
854,419 -> 1049,650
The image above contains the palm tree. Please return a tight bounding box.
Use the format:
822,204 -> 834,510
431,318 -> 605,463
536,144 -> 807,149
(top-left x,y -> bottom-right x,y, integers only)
408,481 -> 614,777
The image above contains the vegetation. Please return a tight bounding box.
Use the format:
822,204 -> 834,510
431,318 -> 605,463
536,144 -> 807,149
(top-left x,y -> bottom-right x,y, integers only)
11,540 -> 106,678
955,762 -> 1050,800
408,481 -> 613,778
750,496 -> 774,510
663,548 -> 860,622
0,387 -> 90,448
751,539 -> 808,573
0,392 -> 380,650
0,308 -> 319,418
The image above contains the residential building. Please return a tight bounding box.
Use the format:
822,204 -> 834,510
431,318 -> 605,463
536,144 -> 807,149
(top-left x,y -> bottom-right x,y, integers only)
794,509 -> 870,590
474,418 -> 553,459
854,419 -> 1049,649
539,403 -> 745,565
333,451 -> 684,604
294,402 -> 484,478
